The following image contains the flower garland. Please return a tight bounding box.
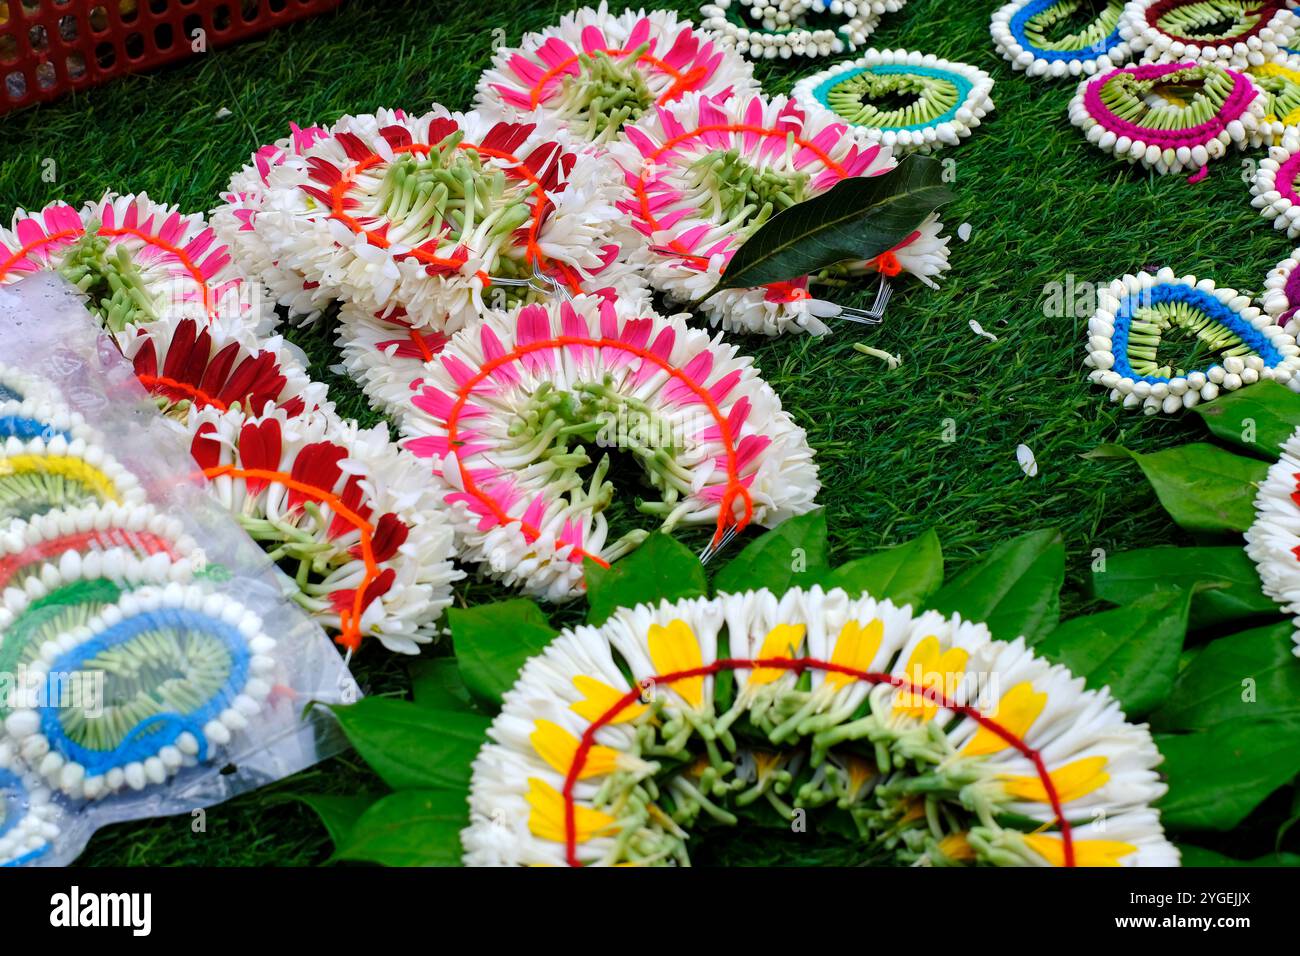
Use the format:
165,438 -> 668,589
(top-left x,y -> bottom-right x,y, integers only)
0,194 -> 273,339
1246,59 -> 1300,143
991,0 -> 1133,79
792,50 -> 996,153
461,587 -> 1176,866
189,405 -> 461,654
699,0 -> 880,60
256,107 -> 637,333
1120,0 -> 1297,69
0,764 -> 60,866
1068,61 -> 1264,174
398,294 -> 820,601
474,4 -> 757,145
609,90 -> 950,335
1084,269 -> 1300,413
1244,423 -> 1300,655
1250,126 -> 1300,235
1260,246 -> 1300,324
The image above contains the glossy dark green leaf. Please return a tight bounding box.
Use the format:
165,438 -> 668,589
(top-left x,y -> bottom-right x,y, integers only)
1092,546 -> 1279,627
712,509 -> 830,596
331,699 -> 488,792
335,790 -> 467,867
925,529 -> 1064,644
826,529 -> 943,606
447,599 -> 557,707
1151,621 -> 1300,731
585,533 -> 708,626
295,794 -> 380,851
1178,845 -> 1300,867
408,657 -> 479,711
1193,379 -> 1300,459
1035,588 -> 1193,716
702,154 -> 954,298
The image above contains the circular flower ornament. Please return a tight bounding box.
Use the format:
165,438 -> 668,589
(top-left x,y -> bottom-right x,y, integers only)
0,430 -> 144,524
0,763 -> 60,866
1245,424 -> 1300,655
792,50 -> 996,153
1084,269 -> 1300,414
1068,62 -> 1264,175
257,107 -> 635,333
474,5 -> 757,146
699,0 -> 880,60
1260,246 -> 1300,324
1251,127 -> 1300,235
461,587 -> 1176,866
610,91 -> 950,336
1246,60 -> 1300,143
398,294 -> 820,601
991,0 -> 1132,78
1120,0 -> 1296,68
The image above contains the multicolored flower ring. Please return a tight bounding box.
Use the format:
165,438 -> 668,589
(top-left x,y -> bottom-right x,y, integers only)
0,431 -> 145,524
1084,270 -> 1300,413
991,0 -> 1132,79
610,91 -> 949,335
474,4 -> 757,145
1260,247 -> 1300,324
461,587 -> 1176,867
1,583 -> 276,800
258,107 -> 635,333
1246,60 -> 1300,143
0,194 -> 272,338
1068,61 -> 1264,174
0,764 -> 60,866
189,406 -> 461,654
1245,424 -> 1300,655
1120,0 -> 1296,69
398,294 -> 820,601
1250,127 -> 1300,235
699,0 -> 879,60
792,50 -> 996,153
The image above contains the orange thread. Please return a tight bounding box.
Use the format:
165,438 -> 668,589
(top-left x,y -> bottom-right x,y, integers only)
526,46 -> 708,109
136,373 -> 229,412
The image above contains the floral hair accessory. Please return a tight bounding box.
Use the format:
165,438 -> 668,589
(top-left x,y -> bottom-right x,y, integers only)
0,431 -> 145,524
399,294 -> 820,601
1250,127 -> 1300,235
1245,423 -> 1300,656
1068,61 -> 1264,174
609,91 -> 949,335
211,122 -> 334,324
0,193 -> 273,339
699,0 -> 880,60
1120,0 -> 1297,69
991,0 -> 1132,78
257,107 -> 634,333
1246,60 -> 1300,143
1,583 -> 275,800
1260,247 -> 1300,324
1084,269 -> 1300,414
792,49 -> 996,152
460,586 -> 1175,867
189,406 -> 461,654
0,763 -> 60,866
474,3 -> 757,146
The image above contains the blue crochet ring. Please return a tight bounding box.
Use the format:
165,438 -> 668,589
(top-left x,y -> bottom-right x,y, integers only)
810,63 -> 974,132
1009,0 -> 1125,64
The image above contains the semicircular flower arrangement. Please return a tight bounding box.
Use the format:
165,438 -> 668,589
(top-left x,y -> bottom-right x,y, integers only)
699,0 -> 880,60
398,293 -> 819,602
1261,245 -> 1300,324
1246,59 -> 1300,144
608,91 -> 953,336
1251,126 -> 1300,235
792,49 -> 996,153
991,0 -> 1132,79
474,4 -> 758,146
1069,61 -> 1265,175
1083,269 -> 1300,414
0,424 -> 145,524
1120,0 -> 1298,69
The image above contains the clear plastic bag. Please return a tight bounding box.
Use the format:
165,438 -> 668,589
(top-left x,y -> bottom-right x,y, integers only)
0,273 -> 358,866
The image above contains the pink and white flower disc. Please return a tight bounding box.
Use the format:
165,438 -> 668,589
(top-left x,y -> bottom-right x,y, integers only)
399,293 -> 820,600
1251,127 -> 1300,237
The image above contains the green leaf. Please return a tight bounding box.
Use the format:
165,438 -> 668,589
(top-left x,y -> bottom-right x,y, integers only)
1035,588 -> 1193,716
331,699 -> 489,792
295,794 -> 380,851
1156,716 -> 1300,830
1193,379 -> 1300,459
925,529 -> 1064,644
712,509 -> 830,596
1151,621 -> 1300,731
827,529 -> 943,606
335,790 -> 467,867
447,599 -> 557,707
585,533 -> 708,626
1092,546 -> 1279,628
1088,443 -> 1268,533
408,657 -> 479,711
702,154 -> 954,299
1177,845 -> 1300,867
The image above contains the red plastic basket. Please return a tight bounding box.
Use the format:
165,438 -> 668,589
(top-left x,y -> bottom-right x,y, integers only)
1,0 -> 341,114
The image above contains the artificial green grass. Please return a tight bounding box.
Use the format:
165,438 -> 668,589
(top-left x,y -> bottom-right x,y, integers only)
0,0 -> 1290,865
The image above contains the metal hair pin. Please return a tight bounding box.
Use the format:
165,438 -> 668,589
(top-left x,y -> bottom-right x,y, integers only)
699,523 -> 741,566
833,276 -> 892,326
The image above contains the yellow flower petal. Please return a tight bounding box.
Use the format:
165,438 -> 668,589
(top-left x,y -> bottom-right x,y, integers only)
526,777 -> 616,844
893,635 -> 968,720
824,618 -> 884,692
531,719 -> 620,779
1024,833 -> 1136,868
748,623 -> 806,686
938,832 -> 974,862
571,675 -> 646,724
1002,756 -> 1109,804
647,619 -> 705,709
963,681 -> 1047,756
